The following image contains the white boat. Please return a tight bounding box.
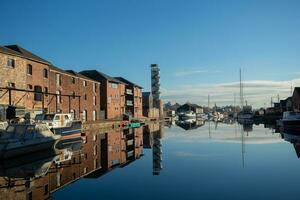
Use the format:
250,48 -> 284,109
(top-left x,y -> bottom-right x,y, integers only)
181,111 -> 196,119
0,123 -> 61,159
35,113 -> 82,139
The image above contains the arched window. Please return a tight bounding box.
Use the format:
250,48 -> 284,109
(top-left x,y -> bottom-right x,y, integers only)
34,85 -> 42,101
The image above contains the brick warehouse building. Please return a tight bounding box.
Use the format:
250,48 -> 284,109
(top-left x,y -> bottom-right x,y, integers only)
0,45 -> 144,121
80,70 -> 126,120
48,66 -> 100,121
0,45 -> 51,113
0,45 -> 100,121
115,77 -> 143,118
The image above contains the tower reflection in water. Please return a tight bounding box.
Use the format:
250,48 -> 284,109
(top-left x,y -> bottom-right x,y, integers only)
143,123 -> 164,175
0,124 -> 163,200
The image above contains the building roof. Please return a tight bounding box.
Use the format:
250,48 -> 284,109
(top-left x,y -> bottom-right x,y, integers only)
65,70 -> 99,82
114,77 -> 143,89
49,66 -> 100,83
0,45 -> 51,65
294,87 -> 300,95
80,70 -> 122,83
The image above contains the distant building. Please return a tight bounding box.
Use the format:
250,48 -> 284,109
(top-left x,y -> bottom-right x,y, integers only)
292,87 -> 300,111
177,103 -> 203,114
80,70 -> 125,120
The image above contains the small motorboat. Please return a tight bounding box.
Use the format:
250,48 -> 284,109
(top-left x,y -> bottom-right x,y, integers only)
180,111 -> 196,120
0,123 -> 61,159
35,113 -> 82,139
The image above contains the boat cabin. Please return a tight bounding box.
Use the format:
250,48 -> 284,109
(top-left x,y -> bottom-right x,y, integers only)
35,113 -> 74,128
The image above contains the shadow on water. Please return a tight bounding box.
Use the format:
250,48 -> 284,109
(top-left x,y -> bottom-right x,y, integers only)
0,124 -> 164,200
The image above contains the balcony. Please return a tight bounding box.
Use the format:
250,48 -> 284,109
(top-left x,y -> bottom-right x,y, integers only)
126,89 -> 133,95
126,100 -> 133,106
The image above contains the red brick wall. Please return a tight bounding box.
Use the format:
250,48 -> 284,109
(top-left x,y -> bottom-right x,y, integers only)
25,60 -> 50,111
0,52 -> 52,112
48,69 -> 100,121
107,129 -> 126,167
134,87 -> 143,118
106,81 -> 125,119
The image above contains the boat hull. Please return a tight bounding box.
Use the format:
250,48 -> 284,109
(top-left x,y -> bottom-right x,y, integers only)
51,121 -> 82,139
0,139 -> 58,159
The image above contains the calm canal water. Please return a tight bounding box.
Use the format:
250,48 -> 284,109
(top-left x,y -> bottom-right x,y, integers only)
1,121 -> 300,200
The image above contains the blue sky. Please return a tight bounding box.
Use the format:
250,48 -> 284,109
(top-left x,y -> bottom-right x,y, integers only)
1,0 -> 300,107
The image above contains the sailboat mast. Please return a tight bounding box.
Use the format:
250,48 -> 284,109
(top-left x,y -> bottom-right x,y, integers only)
234,93 -> 236,113
239,68 -> 244,109
208,94 -> 210,108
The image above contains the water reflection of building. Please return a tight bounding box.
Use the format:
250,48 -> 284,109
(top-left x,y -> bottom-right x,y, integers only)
143,123 -> 164,175
0,127 -> 144,199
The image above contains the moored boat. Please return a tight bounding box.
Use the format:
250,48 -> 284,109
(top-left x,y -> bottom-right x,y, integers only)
0,123 -> 61,159
35,113 -> 82,139
281,111 -> 300,132
179,111 -> 196,120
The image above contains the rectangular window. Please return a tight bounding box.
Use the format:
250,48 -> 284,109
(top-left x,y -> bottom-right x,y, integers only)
56,91 -> 61,103
7,82 -> 15,88
43,69 -> 48,78
34,86 -> 42,101
93,83 -> 97,92
83,80 -> 87,87
93,96 -> 96,106
44,87 -> 48,96
44,184 -> 49,195
72,77 -> 76,84
7,58 -> 15,68
27,84 -> 33,90
56,74 -> 61,86
27,64 -> 32,75
111,83 -> 118,89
